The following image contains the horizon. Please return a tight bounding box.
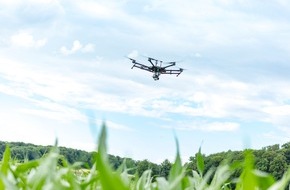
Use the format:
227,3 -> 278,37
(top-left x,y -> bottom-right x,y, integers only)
1,0 -> 290,164
1,134 -> 288,164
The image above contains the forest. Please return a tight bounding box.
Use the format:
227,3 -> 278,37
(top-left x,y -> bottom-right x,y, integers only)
0,140 -> 289,180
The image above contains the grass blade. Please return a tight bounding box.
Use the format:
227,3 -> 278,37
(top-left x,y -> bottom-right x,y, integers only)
196,147 -> 204,177
96,123 -> 129,190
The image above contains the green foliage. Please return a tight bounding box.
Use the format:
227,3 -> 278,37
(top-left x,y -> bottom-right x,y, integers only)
196,147 -> 205,177
95,123 -> 129,190
159,159 -> 171,179
1,124 -> 290,189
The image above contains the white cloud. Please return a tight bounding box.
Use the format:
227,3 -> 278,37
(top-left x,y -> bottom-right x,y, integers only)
0,55 -> 88,101
77,1 -> 115,19
263,105 -> 290,116
96,120 -> 132,131
20,100 -> 86,123
162,121 -> 240,132
204,122 -> 240,132
82,43 -> 95,53
72,1 -> 132,20
262,131 -> 290,143
127,50 -> 139,58
60,40 -> 82,55
60,40 -> 95,55
2,52 -> 290,132
10,32 -> 47,48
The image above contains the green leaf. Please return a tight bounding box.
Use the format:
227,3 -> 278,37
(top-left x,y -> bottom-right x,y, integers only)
168,136 -> 182,182
15,160 -> 39,173
135,170 -> 152,190
253,170 -> 275,190
96,123 -> 129,190
0,145 -> 17,190
196,147 -> 204,177
168,136 -> 185,190
236,150 -> 257,190
1,145 -> 11,175
268,169 -> 290,190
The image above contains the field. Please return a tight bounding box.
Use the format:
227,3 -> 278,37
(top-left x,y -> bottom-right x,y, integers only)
1,124 -> 290,190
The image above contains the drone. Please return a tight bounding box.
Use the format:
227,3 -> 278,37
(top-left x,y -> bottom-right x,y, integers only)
127,56 -> 184,80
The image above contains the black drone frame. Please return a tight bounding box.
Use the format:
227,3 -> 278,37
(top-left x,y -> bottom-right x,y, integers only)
128,57 -> 183,80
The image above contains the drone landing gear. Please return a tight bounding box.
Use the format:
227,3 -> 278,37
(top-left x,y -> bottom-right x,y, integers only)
153,73 -> 160,80
153,76 -> 159,80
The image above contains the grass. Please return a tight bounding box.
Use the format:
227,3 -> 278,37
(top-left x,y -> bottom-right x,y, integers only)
0,123 -> 290,189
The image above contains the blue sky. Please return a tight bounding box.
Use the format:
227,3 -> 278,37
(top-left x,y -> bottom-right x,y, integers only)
1,0 -> 290,163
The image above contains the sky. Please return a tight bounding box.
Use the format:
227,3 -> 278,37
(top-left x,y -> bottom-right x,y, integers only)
1,0 -> 290,163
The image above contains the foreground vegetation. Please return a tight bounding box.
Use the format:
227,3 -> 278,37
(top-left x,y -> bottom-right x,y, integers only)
1,124 -> 290,189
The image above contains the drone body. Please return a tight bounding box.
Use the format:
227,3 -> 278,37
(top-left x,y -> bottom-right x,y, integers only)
127,56 -> 184,80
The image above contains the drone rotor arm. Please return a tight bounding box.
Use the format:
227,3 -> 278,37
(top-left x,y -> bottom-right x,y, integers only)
132,62 -> 153,72
161,69 -> 183,76
161,62 -> 176,69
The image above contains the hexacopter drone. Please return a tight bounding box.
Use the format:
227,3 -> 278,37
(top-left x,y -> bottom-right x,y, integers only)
127,56 -> 184,80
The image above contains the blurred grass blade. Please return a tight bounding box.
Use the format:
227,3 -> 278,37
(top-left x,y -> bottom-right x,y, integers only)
0,145 -> 11,189
268,169 -> 290,190
15,160 -> 39,173
236,150 -> 257,190
196,147 -> 204,177
168,136 -> 184,190
96,123 -> 129,190
135,170 -> 152,190
253,170 -> 275,190
1,145 -> 10,175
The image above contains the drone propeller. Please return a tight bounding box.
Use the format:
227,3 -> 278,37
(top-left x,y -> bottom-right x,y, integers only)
179,67 -> 186,72
162,61 -> 176,65
141,55 -> 159,62
125,56 -> 136,63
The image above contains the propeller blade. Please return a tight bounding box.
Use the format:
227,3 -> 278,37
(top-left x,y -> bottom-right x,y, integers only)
125,56 -> 134,60
141,55 -> 159,61
163,61 -> 176,65
125,56 -> 136,63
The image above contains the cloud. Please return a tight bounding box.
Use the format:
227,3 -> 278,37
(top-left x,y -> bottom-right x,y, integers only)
82,43 -> 95,53
0,56 -> 88,101
60,40 -> 95,55
2,0 -> 290,135
262,131 -> 290,143
1,52 -> 289,134
263,105 -> 290,116
127,50 -> 139,58
96,120 -> 132,131
60,40 -> 82,55
161,121 -> 240,132
77,1 -> 115,19
10,32 -> 47,48
0,0 -> 64,24
203,122 -> 240,132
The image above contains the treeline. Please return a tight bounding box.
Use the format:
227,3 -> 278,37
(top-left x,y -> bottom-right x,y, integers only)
0,141 -> 171,178
188,143 -> 290,180
1,141 -> 290,179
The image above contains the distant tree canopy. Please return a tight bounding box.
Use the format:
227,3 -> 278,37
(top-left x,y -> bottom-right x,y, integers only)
187,143 -> 290,180
1,141 -> 290,180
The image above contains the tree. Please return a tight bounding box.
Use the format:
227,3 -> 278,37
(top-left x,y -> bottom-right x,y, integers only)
136,159 -> 151,177
263,144 -> 280,151
281,142 -> 290,163
160,159 -> 172,179
269,153 -> 287,180
124,158 -> 137,174
109,155 -> 123,170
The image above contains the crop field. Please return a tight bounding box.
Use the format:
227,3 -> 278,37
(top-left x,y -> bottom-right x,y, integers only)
1,124 -> 290,190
